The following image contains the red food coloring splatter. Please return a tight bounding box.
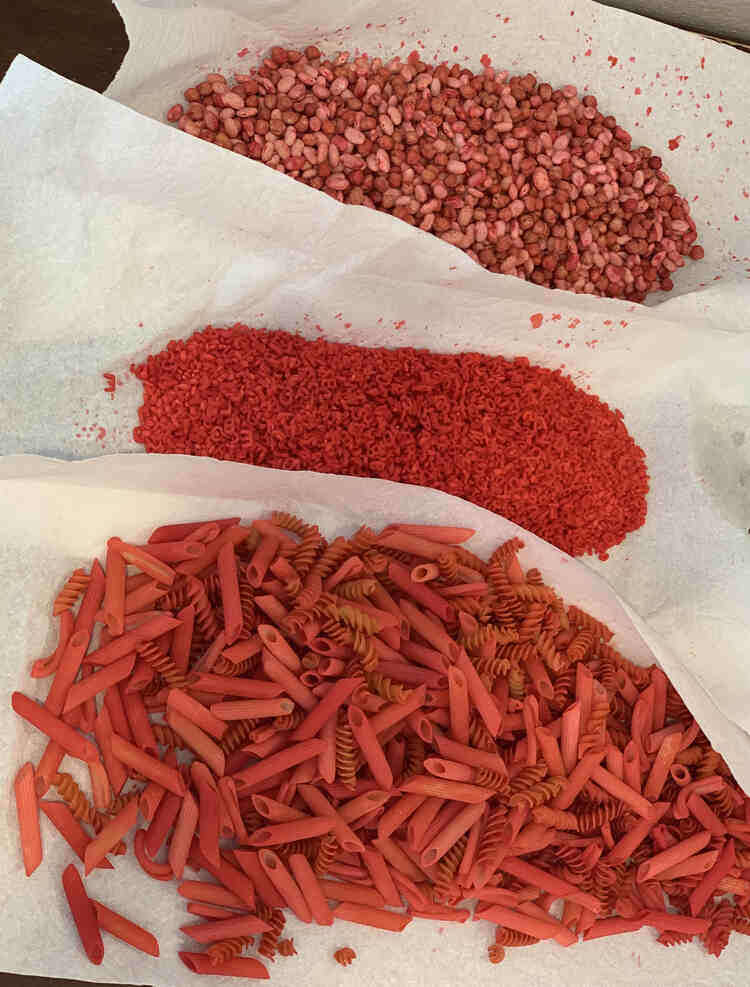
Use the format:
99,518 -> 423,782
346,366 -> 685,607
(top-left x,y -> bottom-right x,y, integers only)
584,49 -> 592,57
480,54 -> 491,67
237,48 -> 249,58
603,320 -> 613,326
700,57 -> 705,69
620,320 -> 629,328
452,45 -> 458,53
667,135 -> 683,150
568,318 -> 581,329
608,56 -> 618,68
138,321 -> 144,328
726,120 -> 733,128
743,189 -> 749,199
634,87 -> 641,95
734,215 -> 740,222
103,373 -> 116,397
97,428 -> 107,441
344,323 -> 352,328
131,325 -> 649,557
529,313 -> 544,329
551,313 -> 562,321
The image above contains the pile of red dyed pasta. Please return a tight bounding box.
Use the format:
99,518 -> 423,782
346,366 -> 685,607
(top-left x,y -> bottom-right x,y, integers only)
131,326 -> 649,558
165,47 -> 703,302
13,513 -> 750,977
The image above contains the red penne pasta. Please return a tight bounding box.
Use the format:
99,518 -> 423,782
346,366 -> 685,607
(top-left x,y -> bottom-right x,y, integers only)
259,849 -> 313,922
148,519 -> 237,544
31,610 -> 74,679
14,762 -> 43,876
217,541 -> 243,644
167,688 -> 227,740
63,654 -> 136,713
39,800 -> 113,869
210,697 -> 294,721
84,799 -> 139,874
92,900 -> 160,956
332,902 -> 412,932
180,913 -> 272,943
166,710 -> 225,777
288,852 -> 335,926
169,792 -> 199,880
179,952 -> 269,978
249,816 -> 335,846
13,692 -> 98,763
62,863 -> 104,965
347,706 -> 393,791
85,615 -> 180,667
110,735 -> 186,795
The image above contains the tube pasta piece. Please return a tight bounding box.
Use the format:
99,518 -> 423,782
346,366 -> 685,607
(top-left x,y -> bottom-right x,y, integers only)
249,817 -> 335,846
15,763 -> 43,876
291,677 -> 363,742
421,802 -> 485,867
288,853 -> 335,925
92,901 -> 159,957
63,655 -> 136,713
319,880 -> 386,907
102,541 -> 127,636
259,850 -> 313,923
166,710 -> 225,777
448,666 -> 470,746
400,775 -> 493,804
179,952 -> 269,978
262,651 -> 317,710
110,735 -> 186,795
85,615 -> 181,667
347,705 -> 393,791
297,784 -> 365,853
84,799 -> 139,874
190,674 -> 283,699
32,610 -> 74,679
167,688 -> 227,740
44,629 -> 90,716
233,850 -> 286,910
232,739 -> 327,790
180,914 -> 272,943
12,692 -> 99,763
62,863 -> 104,965
332,902 -> 412,933
361,846 -> 402,908
210,698 -> 294,720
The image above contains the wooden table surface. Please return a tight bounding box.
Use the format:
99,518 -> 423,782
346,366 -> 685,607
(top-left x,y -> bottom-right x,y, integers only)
1,0 -> 128,91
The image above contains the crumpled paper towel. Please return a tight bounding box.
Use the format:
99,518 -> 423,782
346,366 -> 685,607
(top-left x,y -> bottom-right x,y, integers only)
0,452 -> 748,986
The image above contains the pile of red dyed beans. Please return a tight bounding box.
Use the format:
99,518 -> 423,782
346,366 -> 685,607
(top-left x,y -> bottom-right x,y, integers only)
166,46 -> 703,302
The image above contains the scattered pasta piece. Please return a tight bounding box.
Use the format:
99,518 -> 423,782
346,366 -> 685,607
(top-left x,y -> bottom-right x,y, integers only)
334,947 -> 357,966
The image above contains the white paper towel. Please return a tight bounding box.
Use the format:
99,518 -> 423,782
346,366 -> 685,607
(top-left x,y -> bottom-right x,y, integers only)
1,453 -> 749,986
0,45 -> 747,753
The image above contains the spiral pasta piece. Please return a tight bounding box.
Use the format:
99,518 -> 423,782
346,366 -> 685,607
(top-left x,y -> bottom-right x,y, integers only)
220,718 -> 259,754
566,628 -> 595,664
276,838 -> 319,862
53,568 -> 90,616
507,664 -> 526,700
495,928 -> 539,947
475,807 -> 509,873
273,709 -> 305,731
271,511 -> 309,537
435,834 -> 467,902
468,715 -> 496,752
314,834 -> 338,876
53,773 -> 126,853
703,901 -> 733,958
207,936 -> 254,966
108,790 -> 141,815
212,655 -> 256,676
187,579 -> 221,642
508,764 -> 548,795
656,930 -> 694,947
508,776 -> 564,809
367,673 -> 412,705
157,578 -> 191,613
137,641 -> 189,689
335,578 -> 377,601
574,801 -> 624,833
309,537 -> 352,582
277,938 -> 297,957
335,710 -> 358,789
334,947 -> 356,966
202,570 -> 223,609
474,767 -> 509,792
237,575 -> 257,638
487,944 -> 506,964
349,525 -> 377,555
403,735 -> 426,779
292,526 -> 325,577
258,908 -> 286,961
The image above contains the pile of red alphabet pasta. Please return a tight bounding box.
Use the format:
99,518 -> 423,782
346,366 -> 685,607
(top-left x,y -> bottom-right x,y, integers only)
12,515 -> 750,978
131,325 -> 649,558
165,47 -> 703,302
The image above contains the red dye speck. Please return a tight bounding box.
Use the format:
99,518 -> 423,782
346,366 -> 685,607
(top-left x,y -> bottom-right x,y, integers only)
138,321 -> 144,328
344,323 -> 352,328
551,313 -> 562,321
97,428 -> 107,441
237,47 -> 249,57
608,56 -> 618,68
734,215 -> 740,222
646,106 -> 652,116
667,135 -> 683,150
584,48 -> 592,57
131,325 -> 649,557
480,53 -> 491,67
700,57 -> 705,69
634,87 -> 641,95
568,318 -> 581,329
452,45 -> 458,53
103,372 -> 116,397
529,313 -> 544,329
726,120 -> 733,128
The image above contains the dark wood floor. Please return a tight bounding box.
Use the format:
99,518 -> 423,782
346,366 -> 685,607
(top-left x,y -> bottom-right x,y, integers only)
0,0 -> 128,90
